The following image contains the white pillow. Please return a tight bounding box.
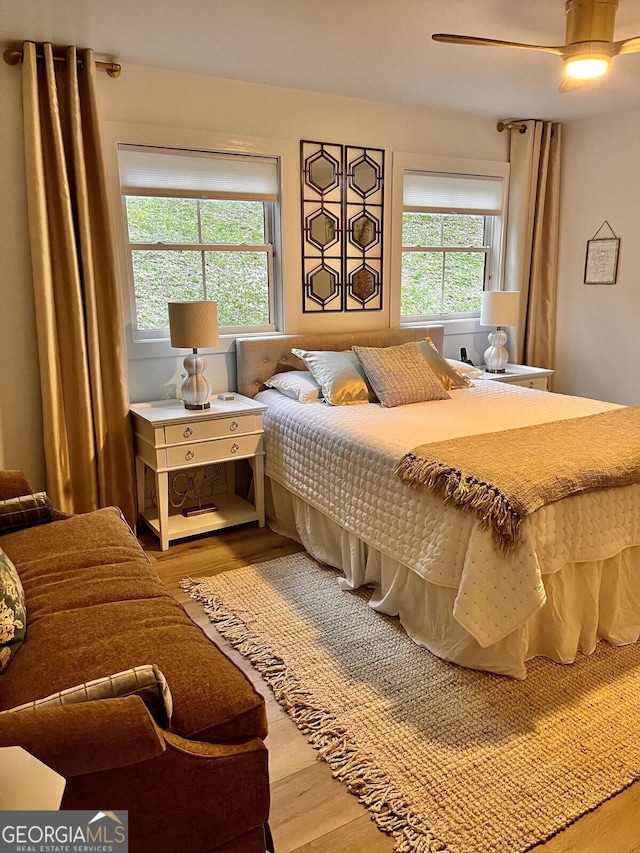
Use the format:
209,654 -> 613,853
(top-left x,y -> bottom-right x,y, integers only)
446,358 -> 484,379
265,370 -> 322,403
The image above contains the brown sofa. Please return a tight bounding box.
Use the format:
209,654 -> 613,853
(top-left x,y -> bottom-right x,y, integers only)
0,471 -> 271,853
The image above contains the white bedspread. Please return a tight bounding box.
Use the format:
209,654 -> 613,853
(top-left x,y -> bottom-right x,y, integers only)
257,382 -> 640,647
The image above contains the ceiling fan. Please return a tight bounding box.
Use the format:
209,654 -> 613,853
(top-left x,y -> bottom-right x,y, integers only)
432,0 -> 640,92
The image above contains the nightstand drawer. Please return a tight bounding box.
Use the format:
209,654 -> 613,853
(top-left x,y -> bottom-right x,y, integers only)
510,378 -> 549,390
479,364 -> 553,390
165,434 -> 262,468
165,415 -> 257,445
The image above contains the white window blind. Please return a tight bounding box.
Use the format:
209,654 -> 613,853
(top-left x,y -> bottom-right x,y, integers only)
118,144 -> 279,200
403,172 -> 503,216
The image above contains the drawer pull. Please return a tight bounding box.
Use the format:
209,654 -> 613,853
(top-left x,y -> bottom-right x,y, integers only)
185,450 -> 195,461
183,426 -> 193,438
231,443 -> 239,454
230,420 -> 239,432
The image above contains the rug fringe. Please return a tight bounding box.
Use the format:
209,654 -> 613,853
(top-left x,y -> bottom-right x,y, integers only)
180,576 -> 452,853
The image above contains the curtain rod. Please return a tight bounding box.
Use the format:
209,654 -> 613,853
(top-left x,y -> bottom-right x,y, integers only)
496,121 -> 527,134
3,47 -> 121,78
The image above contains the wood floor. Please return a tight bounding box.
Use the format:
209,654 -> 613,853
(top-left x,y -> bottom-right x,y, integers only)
143,523 -> 640,853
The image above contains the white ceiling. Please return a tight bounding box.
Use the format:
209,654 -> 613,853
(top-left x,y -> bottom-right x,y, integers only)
3,0 -> 640,122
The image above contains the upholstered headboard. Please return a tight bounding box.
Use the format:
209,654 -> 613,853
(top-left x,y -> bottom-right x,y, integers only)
235,325 -> 445,398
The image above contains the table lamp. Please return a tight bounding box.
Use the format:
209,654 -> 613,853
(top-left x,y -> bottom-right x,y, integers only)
480,291 -> 520,373
168,301 -> 219,410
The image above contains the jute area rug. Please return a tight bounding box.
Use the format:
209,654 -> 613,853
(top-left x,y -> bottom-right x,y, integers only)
181,553 -> 640,853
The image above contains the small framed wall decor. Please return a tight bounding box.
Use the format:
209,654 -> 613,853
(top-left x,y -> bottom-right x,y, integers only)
584,221 -> 620,285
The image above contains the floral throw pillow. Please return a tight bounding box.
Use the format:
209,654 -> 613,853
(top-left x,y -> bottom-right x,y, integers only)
0,547 -> 26,673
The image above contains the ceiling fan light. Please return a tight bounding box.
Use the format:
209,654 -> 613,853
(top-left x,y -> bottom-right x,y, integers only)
564,55 -> 610,78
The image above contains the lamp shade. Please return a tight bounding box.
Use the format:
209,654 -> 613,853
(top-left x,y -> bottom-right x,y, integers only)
480,291 -> 520,327
168,301 -> 219,349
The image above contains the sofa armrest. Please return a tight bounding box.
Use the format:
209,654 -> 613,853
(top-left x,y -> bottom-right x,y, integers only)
162,730 -> 266,760
61,729 -> 270,853
0,695 -> 165,778
0,471 -> 33,502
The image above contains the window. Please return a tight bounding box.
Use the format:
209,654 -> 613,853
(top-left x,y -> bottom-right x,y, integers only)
117,145 -> 282,339
394,161 -> 507,324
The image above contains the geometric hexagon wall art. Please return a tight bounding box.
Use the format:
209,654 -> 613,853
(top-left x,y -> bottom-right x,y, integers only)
349,212 -> 379,250
344,146 -> 384,311
301,140 -> 385,313
301,141 -> 343,312
304,264 -> 340,310
348,263 -> 379,302
306,210 -> 340,251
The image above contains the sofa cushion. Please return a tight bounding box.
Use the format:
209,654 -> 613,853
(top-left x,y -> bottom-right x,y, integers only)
1,508 -> 172,623
0,548 -> 26,673
0,509 -> 267,743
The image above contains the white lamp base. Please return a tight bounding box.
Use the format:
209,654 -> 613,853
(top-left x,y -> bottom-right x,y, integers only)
181,351 -> 211,410
484,329 -> 509,374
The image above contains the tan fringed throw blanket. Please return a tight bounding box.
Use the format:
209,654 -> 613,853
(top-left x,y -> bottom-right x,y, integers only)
395,405 -> 640,552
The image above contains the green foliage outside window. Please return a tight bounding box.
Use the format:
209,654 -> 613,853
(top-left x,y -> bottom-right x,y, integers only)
126,199 -> 489,329
401,212 -> 487,316
205,253 -> 269,327
132,251 -> 203,329
126,197 -> 270,330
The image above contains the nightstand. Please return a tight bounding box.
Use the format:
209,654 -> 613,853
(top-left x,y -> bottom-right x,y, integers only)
130,394 -> 267,550
478,364 -> 554,390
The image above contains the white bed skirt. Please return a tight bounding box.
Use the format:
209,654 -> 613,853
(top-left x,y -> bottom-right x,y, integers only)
267,477 -> 640,679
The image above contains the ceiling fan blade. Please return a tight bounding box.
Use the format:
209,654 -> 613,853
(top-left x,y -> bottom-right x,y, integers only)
614,35 -> 640,55
558,76 -> 593,93
431,34 -> 564,55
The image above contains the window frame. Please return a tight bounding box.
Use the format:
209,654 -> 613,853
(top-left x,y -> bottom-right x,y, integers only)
121,193 -> 277,339
120,146 -> 281,342
103,122 -> 294,360
390,152 -> 509,329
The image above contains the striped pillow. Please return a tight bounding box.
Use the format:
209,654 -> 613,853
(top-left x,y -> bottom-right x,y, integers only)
353,341 -> 451,408
2,664 -> 173,728
0,492 -> 53,534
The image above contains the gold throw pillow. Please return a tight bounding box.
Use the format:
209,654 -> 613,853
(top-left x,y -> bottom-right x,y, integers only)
417,338 -> 472,390
291,349 -> 377,405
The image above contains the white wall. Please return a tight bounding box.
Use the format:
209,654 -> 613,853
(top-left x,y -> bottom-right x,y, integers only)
556,111 -> 640,405
0,61 -> 508,488
101,66 -> 508,401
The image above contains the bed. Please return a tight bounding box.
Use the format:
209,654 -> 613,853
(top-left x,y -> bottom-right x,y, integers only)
236,326 -> 640,678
